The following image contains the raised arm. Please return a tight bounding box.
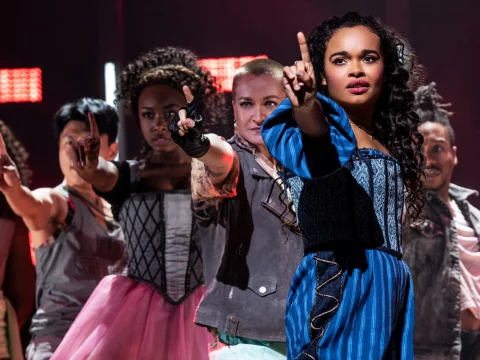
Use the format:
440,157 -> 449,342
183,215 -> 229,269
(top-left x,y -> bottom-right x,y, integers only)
284,32 -> 328,138
196,134 -> 235,185
0,133 -> 66,231
169,86 -> 235,185
71,112 -> 119,191
261,33 -> 355,179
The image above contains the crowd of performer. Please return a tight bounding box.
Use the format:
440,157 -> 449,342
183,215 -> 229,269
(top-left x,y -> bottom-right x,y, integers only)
0,11 -> 478,360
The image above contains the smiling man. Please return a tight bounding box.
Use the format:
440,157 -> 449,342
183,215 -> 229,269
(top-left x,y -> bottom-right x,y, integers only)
403,82 -> 480,360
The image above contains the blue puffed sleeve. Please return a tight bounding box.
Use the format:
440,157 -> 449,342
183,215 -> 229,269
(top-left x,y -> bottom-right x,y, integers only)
261,93 -> 356,179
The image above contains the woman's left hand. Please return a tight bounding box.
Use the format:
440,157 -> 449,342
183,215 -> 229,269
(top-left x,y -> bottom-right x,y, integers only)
168,86 -> 211,158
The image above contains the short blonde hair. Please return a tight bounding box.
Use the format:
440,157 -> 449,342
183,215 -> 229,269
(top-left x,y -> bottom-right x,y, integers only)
232,59 -> 283,97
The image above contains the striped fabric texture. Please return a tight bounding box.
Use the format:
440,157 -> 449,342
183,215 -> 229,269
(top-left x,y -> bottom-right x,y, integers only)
261,94 -> 355,179
261,94 -> 414,359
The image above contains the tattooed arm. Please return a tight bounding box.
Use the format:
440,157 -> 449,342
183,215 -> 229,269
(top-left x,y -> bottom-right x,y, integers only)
169,86 -> 235,186
196,134 -> 235,185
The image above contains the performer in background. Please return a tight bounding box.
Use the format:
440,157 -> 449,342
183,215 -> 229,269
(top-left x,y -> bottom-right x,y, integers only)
170,58 -> 303,359
0,99 -> 126,360
0,120 -> 35,360
403,82 -> 480,359
53,46 -> 225,360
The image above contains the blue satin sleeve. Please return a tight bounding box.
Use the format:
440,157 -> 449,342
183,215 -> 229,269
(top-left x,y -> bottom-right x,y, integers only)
261,93 -> 356,179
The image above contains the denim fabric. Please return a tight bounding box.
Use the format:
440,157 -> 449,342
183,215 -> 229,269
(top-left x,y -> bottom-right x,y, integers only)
287,251 -> 344,359
26,336 -> 62,360
461,330 -> 480,359
403,184 -> 480,359
194,143 -> 303,342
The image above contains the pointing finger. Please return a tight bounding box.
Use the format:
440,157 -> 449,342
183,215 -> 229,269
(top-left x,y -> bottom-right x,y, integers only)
182,86 -> 195,104
88,113 -> 100,138
297,32 -> 311,64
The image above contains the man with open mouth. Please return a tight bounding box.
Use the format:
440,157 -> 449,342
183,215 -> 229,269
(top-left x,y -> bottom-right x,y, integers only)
403,82 -> 480,360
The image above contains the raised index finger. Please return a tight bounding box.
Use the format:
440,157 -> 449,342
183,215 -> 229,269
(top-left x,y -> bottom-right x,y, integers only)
88,112 -> 100,138
182,86 -> 195,104
297,32 -> 311,64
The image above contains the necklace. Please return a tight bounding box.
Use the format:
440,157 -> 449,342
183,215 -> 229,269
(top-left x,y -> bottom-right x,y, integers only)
349,119 -> 376,141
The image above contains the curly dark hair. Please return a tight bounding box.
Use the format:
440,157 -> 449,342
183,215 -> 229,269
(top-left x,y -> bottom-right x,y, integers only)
307,12 -> 425,224
414,82 -> 455,146
116,46 -> 226,159
0,120 -> 32,219
0,121 -> 32,187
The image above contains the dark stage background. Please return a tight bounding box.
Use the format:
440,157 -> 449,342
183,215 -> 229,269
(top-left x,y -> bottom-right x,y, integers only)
1,0 -> 479,204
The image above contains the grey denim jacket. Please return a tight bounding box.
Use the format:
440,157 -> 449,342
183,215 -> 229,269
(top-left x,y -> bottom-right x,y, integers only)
403,184 -> 480,359
194,143 -> 304,342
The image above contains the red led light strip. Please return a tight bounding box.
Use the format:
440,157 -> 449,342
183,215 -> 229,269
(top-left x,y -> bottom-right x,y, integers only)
1,57 -> 266,103
0,68 -> 42,103
199,55 -> 268,92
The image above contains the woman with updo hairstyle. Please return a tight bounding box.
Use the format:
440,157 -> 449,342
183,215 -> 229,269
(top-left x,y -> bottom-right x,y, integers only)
261,12 -> 425,359
52,47 -> 225,360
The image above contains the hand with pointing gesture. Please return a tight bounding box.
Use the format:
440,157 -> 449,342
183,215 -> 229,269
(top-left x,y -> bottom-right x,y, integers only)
168,86 -> 210,158
284,32 -> 317,109
284,32 -> 328,138
0,133 -> 21,193
71,113 -> 101,181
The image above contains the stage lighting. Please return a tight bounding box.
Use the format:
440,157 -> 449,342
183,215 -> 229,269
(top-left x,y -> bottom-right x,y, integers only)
0,68 -> 42,103
104,62 -> 120,160
199,55 -> 268,91
104,62 -> 116,107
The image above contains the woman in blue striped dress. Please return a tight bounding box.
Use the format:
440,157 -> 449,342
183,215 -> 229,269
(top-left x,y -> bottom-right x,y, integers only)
261,12 -> 425,359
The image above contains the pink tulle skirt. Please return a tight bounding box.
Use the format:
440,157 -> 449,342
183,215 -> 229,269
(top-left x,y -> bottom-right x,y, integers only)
51,275 -> 212,360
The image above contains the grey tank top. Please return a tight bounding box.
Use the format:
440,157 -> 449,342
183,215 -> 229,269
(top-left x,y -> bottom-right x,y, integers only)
30,185 -> 126,339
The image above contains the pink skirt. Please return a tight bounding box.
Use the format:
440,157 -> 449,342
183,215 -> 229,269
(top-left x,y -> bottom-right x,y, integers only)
51,275 -> 212,360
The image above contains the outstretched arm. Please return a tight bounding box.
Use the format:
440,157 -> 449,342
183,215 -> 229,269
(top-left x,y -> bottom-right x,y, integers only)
196,134 -> 235,186
284,32 -> 328,138
261,33 -> 355,179
0,133 -> 66,232
70,113 -> 119,192
169,86 -> 236,186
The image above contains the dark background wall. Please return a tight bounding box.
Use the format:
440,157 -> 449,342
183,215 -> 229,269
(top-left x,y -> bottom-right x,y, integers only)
1,0 -> 479,203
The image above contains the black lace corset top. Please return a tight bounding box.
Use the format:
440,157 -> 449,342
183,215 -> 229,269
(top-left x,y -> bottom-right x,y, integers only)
118,189 -> 203,304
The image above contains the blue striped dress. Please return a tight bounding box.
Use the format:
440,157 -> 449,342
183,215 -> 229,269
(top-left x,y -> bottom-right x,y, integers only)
261,94 -> 414,360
